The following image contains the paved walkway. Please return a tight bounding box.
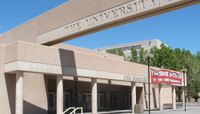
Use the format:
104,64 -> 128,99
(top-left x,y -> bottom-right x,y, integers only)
147,103 -> 200,114
84,102 -> 200,114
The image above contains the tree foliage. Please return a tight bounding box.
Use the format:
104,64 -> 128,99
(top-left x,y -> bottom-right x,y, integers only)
107,44 -> 200,100
149,45 -> 200,100
106,48 -> 124,57
130,48 -> 139,63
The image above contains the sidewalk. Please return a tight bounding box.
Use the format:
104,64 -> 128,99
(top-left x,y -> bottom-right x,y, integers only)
84,102 -> 200,114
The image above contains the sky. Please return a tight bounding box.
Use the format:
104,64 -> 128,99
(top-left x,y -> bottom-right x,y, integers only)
0,0 -> 200,54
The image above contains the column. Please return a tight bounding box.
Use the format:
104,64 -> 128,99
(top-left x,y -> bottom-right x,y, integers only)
172,86 -> 176,110
15,71 -> 24,114
158,84 -> 163,111
57,75 -> 63,114
131,82 -> 136,114
182,87 -> 186,110
91,78 -> 97,114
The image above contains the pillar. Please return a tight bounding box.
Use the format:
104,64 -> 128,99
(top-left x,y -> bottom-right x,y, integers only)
91,78 -> 97,114
172,86 -> 176,110
57,75 -> 63,114
158,84 -> 163,111
182,87 -> 186,110
15,71 -> 24,114
131,82 -> 136,114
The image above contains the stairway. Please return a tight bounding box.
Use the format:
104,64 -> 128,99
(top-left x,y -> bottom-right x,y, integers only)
63,107 -> 83,114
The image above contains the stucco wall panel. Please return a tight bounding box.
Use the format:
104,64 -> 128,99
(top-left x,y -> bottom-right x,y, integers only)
73,51 -> 148,77
5,42 -> 18,63
54,43 -> 124,61
5,41 -> 61,66
17,42 -> 60,65
162,86 -> 173,104
5,19 -> 37,43
5,41 -> 149,78
0,46 -> 11,114
24,72 -> 48,114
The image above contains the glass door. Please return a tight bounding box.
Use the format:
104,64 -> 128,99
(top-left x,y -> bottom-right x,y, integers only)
127,92 -> 131,108
64,92 -> 71,109
48,92 -> 56,111
98,93 -> 105,110
83,92 -> 91,111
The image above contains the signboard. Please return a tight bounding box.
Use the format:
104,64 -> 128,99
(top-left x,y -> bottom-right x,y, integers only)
151,69 -> 186,86
124,75 -> 148,83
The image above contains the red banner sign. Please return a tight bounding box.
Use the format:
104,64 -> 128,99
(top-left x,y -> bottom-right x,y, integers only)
151,69 -> 185,86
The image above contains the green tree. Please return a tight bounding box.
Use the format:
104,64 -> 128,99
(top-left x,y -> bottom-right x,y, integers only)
196,51 -> 200,61
130,48 -> 139,63
139,48 -> 146,64
150,44 -> 176,69
106,48 -> 124,57
106,44 -> 200,100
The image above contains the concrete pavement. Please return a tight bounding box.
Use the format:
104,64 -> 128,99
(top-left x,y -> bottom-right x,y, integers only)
84,102 -> 200,114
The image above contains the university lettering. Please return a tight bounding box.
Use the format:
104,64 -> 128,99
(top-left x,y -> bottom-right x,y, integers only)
37,0 -> 188,44
64,0 -> 159,34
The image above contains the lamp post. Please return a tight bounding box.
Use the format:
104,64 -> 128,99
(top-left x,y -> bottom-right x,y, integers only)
147,56 -> 151,114
146,41 -> 153,114
183,70 -> 187,111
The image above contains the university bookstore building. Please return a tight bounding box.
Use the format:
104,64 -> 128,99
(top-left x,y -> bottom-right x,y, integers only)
0,0 -> 198,114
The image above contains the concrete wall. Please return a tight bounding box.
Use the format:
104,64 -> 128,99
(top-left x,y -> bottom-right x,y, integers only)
162,86 -> 173,104
0,45 -> 13,114
54,43 -> 124,61
5,41 -> 149,78
24,72 -> 48,114
0,45 -> 48,114
5,41 -> 60,65
0,72 -> 49,114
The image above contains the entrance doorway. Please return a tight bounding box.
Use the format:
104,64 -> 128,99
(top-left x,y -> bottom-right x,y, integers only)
64,92 -> 71,109
83,92 -> 91,111
110,91 -> 118,110
127,92 -> 131,108
136,87 -> 143,104
48,92 -> 56,111
98,92 -> 105,110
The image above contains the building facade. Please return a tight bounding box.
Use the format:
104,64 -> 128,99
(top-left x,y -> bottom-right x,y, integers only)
0,41 -> 176,114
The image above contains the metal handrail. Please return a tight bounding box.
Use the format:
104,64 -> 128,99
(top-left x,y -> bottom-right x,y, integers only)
69,107 -> 83,114
63,107 -> 75,114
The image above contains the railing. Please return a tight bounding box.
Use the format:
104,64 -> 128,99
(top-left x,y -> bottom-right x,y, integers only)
63,107 -> 83,114
63,107 -> 75,114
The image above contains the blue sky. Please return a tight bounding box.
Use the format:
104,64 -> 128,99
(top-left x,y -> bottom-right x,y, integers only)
0,1 -> 200,54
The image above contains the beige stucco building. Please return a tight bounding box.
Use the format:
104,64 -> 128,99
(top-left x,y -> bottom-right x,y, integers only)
0,40 -> 178,114
97,39 -> 166,60
0,0 -> 196,114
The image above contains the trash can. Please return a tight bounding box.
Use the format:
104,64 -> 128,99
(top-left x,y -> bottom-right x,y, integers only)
134,104 -> 144,113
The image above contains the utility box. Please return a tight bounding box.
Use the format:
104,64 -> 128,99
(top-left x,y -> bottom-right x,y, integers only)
134,104 -> 144,113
